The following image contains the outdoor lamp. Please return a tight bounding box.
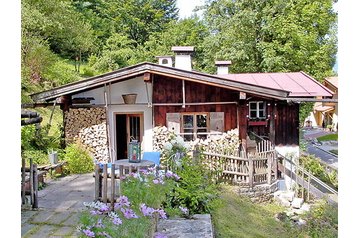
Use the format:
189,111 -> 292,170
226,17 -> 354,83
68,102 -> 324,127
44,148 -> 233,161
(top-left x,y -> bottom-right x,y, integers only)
128,139 -> 141,163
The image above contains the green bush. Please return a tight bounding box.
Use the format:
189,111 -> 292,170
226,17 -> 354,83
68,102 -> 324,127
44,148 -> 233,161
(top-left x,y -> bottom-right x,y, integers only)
22,150 -> 49,166
303,200 -> 338,238
64,143 -> 94,174
165,155 -> 219,214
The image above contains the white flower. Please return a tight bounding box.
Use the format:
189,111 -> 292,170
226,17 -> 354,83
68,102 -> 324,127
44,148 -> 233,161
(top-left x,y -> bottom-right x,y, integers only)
163,142 -> 173,151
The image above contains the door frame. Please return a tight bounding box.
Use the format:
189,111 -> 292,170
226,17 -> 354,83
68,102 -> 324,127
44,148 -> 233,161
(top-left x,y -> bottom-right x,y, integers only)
114,112 -> 144,160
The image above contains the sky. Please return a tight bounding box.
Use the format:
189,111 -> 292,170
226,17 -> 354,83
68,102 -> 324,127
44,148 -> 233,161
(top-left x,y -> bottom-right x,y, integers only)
176,0 -> 205,19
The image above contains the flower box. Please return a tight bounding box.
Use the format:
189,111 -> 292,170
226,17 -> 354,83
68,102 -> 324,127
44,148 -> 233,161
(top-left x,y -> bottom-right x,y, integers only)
248,120 -> 267,126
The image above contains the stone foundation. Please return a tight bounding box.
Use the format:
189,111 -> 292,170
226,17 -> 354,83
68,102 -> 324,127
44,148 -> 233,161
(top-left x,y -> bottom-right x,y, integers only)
233,182 -> 279,203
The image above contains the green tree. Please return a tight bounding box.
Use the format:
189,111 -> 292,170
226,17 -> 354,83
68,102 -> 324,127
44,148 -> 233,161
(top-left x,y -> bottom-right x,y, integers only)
201,0 -> 337,80
140,17 -> 209,70
99,0 -> 179,45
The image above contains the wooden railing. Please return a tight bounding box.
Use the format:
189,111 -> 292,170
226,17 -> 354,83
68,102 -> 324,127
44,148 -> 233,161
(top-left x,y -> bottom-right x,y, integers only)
202,140 -> 277,188
21,158 -> 40,209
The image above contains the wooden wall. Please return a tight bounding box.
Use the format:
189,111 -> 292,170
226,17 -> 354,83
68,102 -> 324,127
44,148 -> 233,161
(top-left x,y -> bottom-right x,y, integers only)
152,74 -> 299,146
153,75 -> 238,131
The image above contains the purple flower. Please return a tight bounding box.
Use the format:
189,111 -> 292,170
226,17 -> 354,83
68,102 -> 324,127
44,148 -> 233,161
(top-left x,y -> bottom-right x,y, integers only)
121,208 -> 138,219
95,218 -> 105,228
165,171 -> 173,178
98,231 -> 113,238
140,203 -> 155,217
173,174 -> 180,181
82,229 -> 95,237
156,209 -> 167,219
179,206 -> 189,215
99,203 -> 110,213
153,179 -> 159,184
112,217 -> 122,225
116,195 -> 130,208
90,210 -> 101,215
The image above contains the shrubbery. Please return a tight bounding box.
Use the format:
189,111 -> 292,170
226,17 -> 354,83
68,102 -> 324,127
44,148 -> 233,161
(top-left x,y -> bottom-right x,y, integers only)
64,142 -> 94,174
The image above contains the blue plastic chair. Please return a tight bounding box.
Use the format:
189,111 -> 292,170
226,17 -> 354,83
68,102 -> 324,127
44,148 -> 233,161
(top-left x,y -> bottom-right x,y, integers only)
142,151 -> 161,166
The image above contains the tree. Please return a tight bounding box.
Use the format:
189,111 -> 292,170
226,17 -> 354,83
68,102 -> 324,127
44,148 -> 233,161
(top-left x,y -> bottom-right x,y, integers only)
99,0 -> 179,45
201,0 -> 337,81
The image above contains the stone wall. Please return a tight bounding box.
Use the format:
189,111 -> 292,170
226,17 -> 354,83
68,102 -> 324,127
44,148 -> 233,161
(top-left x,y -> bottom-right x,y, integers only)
233,182 -> 279,203
64,107 -> 109,163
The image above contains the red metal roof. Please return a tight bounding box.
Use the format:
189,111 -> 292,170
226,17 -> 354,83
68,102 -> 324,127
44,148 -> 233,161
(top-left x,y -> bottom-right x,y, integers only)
219,72 -> 333,97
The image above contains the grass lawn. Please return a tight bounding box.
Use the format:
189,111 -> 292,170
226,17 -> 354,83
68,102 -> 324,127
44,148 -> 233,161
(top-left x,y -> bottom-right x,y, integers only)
316,133 -> 338,142
211,186 -> 296,238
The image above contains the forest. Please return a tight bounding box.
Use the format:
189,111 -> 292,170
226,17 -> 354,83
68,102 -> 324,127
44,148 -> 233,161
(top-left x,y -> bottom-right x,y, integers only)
21,0 -> 337,103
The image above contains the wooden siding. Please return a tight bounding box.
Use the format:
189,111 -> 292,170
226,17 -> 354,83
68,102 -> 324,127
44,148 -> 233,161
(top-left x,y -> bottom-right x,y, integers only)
153,75 -> 238,131
275,103 -> 299,145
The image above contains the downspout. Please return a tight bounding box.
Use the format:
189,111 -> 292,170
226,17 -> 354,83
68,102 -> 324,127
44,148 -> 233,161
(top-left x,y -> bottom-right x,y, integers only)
182,80 -> 186,108
104,84 -> 113,163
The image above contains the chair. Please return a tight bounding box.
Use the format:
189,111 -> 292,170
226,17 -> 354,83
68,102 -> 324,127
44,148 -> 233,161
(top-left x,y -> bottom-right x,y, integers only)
142,152 -> 161,167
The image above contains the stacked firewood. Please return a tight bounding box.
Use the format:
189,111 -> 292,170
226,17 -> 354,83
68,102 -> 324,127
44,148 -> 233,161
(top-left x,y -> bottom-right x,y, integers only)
152,126 -> 175,154
64,107 -> 109,162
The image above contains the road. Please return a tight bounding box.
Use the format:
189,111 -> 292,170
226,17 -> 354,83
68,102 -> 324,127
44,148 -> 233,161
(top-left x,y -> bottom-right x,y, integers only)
305,143 -> 338,170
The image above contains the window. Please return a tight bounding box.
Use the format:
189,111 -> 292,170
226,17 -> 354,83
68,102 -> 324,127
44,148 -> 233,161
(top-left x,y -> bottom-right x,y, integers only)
181,113 -> 209,141
249,101 -> 266,119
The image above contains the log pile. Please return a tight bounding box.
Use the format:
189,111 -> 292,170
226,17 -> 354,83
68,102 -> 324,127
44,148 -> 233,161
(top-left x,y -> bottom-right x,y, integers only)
152,126 -> 175,154
65,107 -> 109,162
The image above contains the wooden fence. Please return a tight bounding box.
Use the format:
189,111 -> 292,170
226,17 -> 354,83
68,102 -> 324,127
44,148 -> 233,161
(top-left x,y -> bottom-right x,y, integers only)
203,140 -> 277,187
21,158 -> 40,209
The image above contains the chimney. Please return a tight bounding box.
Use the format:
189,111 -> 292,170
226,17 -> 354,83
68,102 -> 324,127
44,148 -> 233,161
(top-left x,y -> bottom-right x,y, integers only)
156,56 -> 173,67
171,46 -> 194,71
215,60 -> 232,75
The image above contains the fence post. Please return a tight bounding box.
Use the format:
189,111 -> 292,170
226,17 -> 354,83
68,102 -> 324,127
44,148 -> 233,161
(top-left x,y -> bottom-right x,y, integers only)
30,158 -> 34,206
33,164 -> 38,209
267,155 -> 272,185
118,165 -> 123,196
103,164 -> 108,203
248,156 -> 253,188
95,164 -> 100,201
22,157 -> 26,205
111,164 -> 115,211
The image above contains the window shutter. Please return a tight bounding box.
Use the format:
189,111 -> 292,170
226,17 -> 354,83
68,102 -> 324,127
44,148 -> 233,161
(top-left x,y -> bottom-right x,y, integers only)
166,113 -> 181,134
210,112 -> 224,134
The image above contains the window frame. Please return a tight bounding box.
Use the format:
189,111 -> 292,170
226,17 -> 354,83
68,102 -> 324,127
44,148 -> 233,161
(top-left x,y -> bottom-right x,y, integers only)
249,101 -> 266,119
180,112 -> 209,141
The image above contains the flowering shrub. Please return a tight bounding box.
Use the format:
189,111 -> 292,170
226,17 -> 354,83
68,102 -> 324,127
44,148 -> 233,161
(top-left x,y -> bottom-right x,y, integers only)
162,135 -> 190,171
79,168 -> 181,237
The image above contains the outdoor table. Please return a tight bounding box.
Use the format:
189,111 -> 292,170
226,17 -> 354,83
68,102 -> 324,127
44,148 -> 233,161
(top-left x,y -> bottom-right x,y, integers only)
112,159 -> 155,174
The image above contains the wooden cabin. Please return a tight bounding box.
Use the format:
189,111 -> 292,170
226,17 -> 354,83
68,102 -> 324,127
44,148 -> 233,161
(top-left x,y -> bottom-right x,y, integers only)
30,46 -> 333,163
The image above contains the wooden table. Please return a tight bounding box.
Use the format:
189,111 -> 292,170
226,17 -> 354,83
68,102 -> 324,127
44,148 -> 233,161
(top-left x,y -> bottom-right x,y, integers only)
112,159 -> 155,174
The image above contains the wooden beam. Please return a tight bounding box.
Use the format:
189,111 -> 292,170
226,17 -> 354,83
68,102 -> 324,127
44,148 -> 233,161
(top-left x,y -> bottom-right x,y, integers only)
143,72 -> 151,82
286,98 -> 338,103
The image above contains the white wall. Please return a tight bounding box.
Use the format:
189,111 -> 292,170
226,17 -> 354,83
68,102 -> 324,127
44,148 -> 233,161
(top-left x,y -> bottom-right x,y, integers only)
72,76 -> 154,162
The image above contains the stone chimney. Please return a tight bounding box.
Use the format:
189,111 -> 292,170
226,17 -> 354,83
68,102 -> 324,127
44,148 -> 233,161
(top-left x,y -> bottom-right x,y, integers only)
171,46 -> 194,71
156,56 -> 173,67
215,60 -> 232,75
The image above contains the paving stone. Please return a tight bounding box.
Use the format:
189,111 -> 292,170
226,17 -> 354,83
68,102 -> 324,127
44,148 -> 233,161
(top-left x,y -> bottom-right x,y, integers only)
31,210 -> 56,223
21,210 -> 38,224
61,212 -> 80,227
26,225 -> 57,238
46,211 -> 74,224
21,222 -> 36,236
51,226 -> 76,236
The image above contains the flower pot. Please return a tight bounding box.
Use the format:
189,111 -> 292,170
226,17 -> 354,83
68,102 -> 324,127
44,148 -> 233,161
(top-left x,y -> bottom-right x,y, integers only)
122,94 -> 137,104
